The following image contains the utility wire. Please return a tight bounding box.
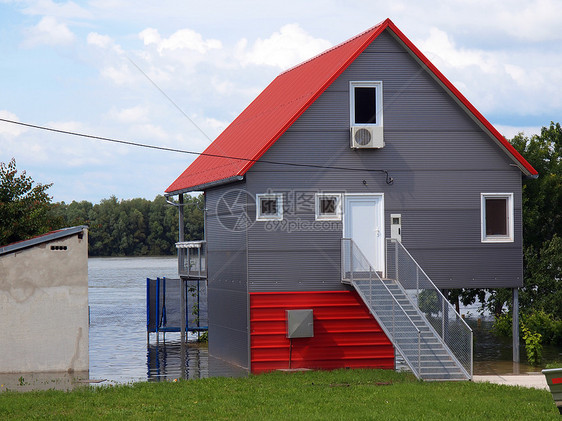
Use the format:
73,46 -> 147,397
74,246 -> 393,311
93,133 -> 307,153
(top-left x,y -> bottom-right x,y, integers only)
125,56 -> 213,143
0,117 -> 393,184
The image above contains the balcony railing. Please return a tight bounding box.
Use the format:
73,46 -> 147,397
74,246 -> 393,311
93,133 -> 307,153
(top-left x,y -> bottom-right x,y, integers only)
176,241 -> 206,279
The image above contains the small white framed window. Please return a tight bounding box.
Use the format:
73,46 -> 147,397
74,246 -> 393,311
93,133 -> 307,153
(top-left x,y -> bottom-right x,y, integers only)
315,193 -> 342,221
350,81 -> 383,127
481,193 -> 514,243
256,193 -> 283,221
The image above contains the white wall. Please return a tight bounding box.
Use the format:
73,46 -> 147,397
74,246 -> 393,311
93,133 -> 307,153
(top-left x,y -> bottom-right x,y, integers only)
0,230 -> 88,373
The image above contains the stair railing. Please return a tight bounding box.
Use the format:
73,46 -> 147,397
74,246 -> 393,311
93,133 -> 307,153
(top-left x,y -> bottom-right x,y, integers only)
342,238 -> 422,378
386,238 -> 473,379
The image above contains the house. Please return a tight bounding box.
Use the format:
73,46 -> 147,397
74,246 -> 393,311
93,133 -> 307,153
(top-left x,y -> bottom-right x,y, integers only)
0,226 -> 89,373
165,19 -> 537,380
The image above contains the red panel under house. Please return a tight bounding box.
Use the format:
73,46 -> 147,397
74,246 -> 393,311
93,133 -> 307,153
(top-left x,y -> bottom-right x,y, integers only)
250,290 -> 394,373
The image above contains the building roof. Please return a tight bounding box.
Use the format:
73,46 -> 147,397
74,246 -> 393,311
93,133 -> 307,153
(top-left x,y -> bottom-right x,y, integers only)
0,226 -> 87,256
165,19 -> 538,195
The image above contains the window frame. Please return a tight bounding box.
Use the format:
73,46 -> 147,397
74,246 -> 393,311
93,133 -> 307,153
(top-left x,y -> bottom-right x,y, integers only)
315,193 -> 342,221
480,193 -> 514,243
256,193 -> 284,221
350,81 -> 383,128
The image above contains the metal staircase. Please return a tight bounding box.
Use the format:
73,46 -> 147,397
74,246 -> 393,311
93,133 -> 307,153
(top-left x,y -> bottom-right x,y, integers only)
341,238 -> 472,381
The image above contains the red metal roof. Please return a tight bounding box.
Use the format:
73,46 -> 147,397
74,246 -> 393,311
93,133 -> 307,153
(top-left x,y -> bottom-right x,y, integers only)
166,19 -> 537,194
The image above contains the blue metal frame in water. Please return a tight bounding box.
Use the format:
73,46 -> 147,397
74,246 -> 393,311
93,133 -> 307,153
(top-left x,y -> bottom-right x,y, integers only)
147,277 -> 208,338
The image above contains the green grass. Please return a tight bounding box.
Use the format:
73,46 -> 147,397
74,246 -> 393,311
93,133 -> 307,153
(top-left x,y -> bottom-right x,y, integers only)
0,369 -> 559,420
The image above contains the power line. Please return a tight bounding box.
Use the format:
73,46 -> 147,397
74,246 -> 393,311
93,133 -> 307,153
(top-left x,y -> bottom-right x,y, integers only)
0,117 -> 393,184
125,55 -> 213,143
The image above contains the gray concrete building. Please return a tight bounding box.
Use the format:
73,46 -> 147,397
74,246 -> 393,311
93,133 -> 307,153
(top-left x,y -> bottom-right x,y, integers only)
0,226 -> 89,373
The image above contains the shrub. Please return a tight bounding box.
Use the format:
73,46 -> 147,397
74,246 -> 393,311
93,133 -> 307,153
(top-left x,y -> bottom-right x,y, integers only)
492,310 -> 562,346
522,323 -> 542,366
492,312 -> 513,337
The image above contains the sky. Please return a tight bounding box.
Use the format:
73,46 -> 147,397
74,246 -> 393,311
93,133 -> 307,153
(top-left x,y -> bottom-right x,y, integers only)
0,0 -> 560,204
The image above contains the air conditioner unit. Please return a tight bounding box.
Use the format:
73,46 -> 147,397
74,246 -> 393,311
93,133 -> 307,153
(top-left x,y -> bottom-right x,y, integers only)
350,126 -> 384,149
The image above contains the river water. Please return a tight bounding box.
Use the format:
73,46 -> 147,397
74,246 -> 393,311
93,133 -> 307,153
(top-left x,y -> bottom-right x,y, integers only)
89,256 -> 178,383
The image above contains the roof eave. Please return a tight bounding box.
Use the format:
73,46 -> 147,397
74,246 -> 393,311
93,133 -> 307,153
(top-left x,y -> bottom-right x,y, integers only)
0,225 -> 88,256
165,175 -> 245,197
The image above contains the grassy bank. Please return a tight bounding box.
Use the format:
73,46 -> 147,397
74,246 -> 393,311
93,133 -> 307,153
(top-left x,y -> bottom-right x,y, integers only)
0,369 -> 558,420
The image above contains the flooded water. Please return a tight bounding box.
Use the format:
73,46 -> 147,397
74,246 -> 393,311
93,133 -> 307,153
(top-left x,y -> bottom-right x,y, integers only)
2,256 -> 561,392
88,256 -> 177,383
469,317 -> 562,375
89,257 -> 562,381
88,256 -> 247,384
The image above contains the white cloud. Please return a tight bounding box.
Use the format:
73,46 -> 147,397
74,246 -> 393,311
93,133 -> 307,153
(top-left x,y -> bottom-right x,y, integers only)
130,123 -> 168,141
138,28 -> 160,46
1,119 -> 98,167
237,23 -> 332,69
417,28 -> 499,73
87,32 -> 123,54
498,0 -> 562,42
504,64 -> 526,86
139,27 -> 222,55
87,32 -> 112,48
0,111 -> 28,137
100,63 -> 137,85
22,16 -> 75,47
44,120 -> 84,133
108,105 -> 149,124
40,120 -> 128,167
494,124 -> 542,139
415,26 -> 562,117
203,117 -> 228,137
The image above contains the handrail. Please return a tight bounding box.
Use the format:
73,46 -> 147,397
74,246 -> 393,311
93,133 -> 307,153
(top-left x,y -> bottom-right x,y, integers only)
342,238 -> 423,378
352,283 -> 422,379
388,238 -> 473,334
376,272 -> 421,337
386,238 -> 473,379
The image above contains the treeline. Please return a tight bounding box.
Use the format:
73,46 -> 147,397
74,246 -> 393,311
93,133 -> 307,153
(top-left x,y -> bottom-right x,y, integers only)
50,194 -> 203,257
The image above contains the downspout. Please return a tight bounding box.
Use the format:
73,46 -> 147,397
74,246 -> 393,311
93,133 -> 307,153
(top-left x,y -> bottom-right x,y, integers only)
178,194 -> 186,345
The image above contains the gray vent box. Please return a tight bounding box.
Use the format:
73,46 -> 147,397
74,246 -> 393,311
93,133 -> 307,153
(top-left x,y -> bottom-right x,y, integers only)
286,309 -> 314,338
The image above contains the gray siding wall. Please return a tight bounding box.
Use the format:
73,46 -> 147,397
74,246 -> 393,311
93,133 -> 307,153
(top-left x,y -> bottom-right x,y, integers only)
244,29 -> 524,290
205,183 -> 249,368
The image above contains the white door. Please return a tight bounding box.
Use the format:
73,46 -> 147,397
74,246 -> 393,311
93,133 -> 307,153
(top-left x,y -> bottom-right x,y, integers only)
343,194 -> 385,274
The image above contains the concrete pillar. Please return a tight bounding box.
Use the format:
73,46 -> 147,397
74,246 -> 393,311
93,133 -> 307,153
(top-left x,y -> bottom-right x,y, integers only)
513,288 -> 520,362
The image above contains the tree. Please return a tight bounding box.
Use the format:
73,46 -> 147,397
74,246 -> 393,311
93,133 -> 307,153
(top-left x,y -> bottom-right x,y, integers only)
0,158 -> 61,246
512,122 -> 562,318
452,123 -> 562,331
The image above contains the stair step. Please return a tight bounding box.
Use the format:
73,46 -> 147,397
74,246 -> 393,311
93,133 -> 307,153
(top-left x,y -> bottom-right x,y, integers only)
352,278 -> 470,382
